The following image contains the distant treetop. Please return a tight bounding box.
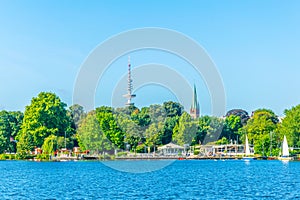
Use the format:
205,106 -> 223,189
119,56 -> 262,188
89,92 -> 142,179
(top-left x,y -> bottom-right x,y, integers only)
225,109 -> 250,125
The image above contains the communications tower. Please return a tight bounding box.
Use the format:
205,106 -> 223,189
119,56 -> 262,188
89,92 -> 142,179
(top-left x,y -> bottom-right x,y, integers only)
123,56 -> 136,106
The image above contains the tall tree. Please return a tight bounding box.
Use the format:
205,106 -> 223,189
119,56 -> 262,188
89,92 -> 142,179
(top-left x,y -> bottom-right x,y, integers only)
221,115 -> 243,142
115,105 -> 138,116
225,109 -> 250,125
69,104 -> 86,129
192,116 -> 224,145
17,92 -> 73,153
77,111 -> 112,153
149,104 -> 167,123
42,135 -> 57,155
42,134 -> 70,154
131,107 -> 151,127
0,111 -> 23,153
163,101 -> 183,117
162,116 -> 178,144
0,111 -> 13,153
278,104 -> 300,147
117,112 -> 143,151
96,106 -> 124,149
242,109 -> 279,155
147,104 -> 175,144
145,122 -> 164,149
172,112 -> 198,146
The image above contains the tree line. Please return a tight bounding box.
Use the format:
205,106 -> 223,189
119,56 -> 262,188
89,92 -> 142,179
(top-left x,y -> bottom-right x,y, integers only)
1,92 -> 300,158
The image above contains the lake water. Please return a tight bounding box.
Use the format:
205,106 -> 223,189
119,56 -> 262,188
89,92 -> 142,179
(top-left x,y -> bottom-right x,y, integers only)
0,160 -> 299,199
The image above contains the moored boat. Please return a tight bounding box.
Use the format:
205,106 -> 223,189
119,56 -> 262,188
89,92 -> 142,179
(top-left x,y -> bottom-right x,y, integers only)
278,135 -> 294,161
243,135 -> 256,161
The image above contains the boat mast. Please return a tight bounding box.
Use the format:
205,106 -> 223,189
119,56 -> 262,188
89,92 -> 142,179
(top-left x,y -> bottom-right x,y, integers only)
64,131 -> 66,149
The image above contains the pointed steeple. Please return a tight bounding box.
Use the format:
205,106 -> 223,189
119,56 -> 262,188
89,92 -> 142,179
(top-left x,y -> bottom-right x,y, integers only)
192,84 -> 198,110
190,84 -> 200,119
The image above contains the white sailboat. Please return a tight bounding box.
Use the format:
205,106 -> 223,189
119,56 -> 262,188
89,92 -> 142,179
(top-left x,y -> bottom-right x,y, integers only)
243,135 -> 256,161
278,135 -> 293,161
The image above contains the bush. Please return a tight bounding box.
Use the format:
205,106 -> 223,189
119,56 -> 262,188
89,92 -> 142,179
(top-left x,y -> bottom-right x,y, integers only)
36,154 -> 50,160
215,137 -> 229,145
136,144 -> 146,153
99,154 -> 111,160
0,154 -> 7,160
117,152 -> 128,157
194,149 -> 200,155
16,152 -> 35,160
7,154 -> 16,160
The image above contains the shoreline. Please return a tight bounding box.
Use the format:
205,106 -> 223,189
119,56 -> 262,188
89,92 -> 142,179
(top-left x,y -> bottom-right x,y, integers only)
1,156 -> 299,162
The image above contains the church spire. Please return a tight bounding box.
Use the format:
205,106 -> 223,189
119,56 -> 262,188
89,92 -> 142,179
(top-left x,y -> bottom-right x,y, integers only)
190,84 -> 200,119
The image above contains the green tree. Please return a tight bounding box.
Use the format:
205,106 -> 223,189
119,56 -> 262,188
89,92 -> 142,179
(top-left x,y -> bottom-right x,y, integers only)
278,104 -> 300,147
17,92 -> 73,153
215,137 -> 229,145
117,112 -> 143,151
69,104 -> 86,129
163,101 -> 183,117
96,106 -> 124,149
131,107 -> 151,127
147,104 -> 175,144
149,104 -> 167,123
172,112 -> 198,146
242,109 -> 279,155
194,116 -> 224,145
162,116 -> 178,144
77,111 -> 112,153
0,134 -> 7,153
145,122 -> 164,150
56,136 -> 72,149
115,105 -> 138,116
42,134 -> 57,154
221,115 -> 243,142
203,116 -> 224,144
0,111 -> 23,153
41,134 -> 71,155
225,109 -> 249,125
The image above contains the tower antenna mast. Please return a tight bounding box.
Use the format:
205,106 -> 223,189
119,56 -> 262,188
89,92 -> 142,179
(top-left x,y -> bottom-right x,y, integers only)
123,56 -> 136,106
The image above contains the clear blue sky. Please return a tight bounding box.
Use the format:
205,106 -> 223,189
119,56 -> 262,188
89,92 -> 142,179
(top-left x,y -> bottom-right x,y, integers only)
0,0 -> 300,116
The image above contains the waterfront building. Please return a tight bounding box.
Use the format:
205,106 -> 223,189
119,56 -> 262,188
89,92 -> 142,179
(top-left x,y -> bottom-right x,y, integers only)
157,142 -> 185,156
198,144 -> 254,157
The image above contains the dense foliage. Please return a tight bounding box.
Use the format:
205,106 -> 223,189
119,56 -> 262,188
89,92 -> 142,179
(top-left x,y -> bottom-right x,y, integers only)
17,92 -> 74,156
77,111 -> 112,154
1,92 -> 300,157
0,111 -> 23,153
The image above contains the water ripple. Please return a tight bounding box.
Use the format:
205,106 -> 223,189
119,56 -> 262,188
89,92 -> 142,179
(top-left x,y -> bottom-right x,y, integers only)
0,160 -> 299,199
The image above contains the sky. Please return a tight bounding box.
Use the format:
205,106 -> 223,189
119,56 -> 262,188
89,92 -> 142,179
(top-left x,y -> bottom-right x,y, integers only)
0,0 -> 300,116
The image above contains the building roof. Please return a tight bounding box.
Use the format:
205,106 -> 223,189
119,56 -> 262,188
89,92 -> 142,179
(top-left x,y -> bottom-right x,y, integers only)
158,142 -> 184,150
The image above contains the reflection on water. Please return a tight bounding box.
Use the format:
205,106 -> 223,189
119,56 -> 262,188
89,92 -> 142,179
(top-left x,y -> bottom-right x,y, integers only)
244,160 -> 250,165
281,160 -> 289,165
101,160 -> 175,173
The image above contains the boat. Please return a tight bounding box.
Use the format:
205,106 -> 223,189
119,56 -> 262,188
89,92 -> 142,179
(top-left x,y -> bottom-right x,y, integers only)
243,135 -> 256,161
278,135 -> 294,161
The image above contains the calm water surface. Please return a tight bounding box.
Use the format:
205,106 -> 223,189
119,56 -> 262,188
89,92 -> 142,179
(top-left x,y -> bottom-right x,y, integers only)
0,160 -> 299,199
